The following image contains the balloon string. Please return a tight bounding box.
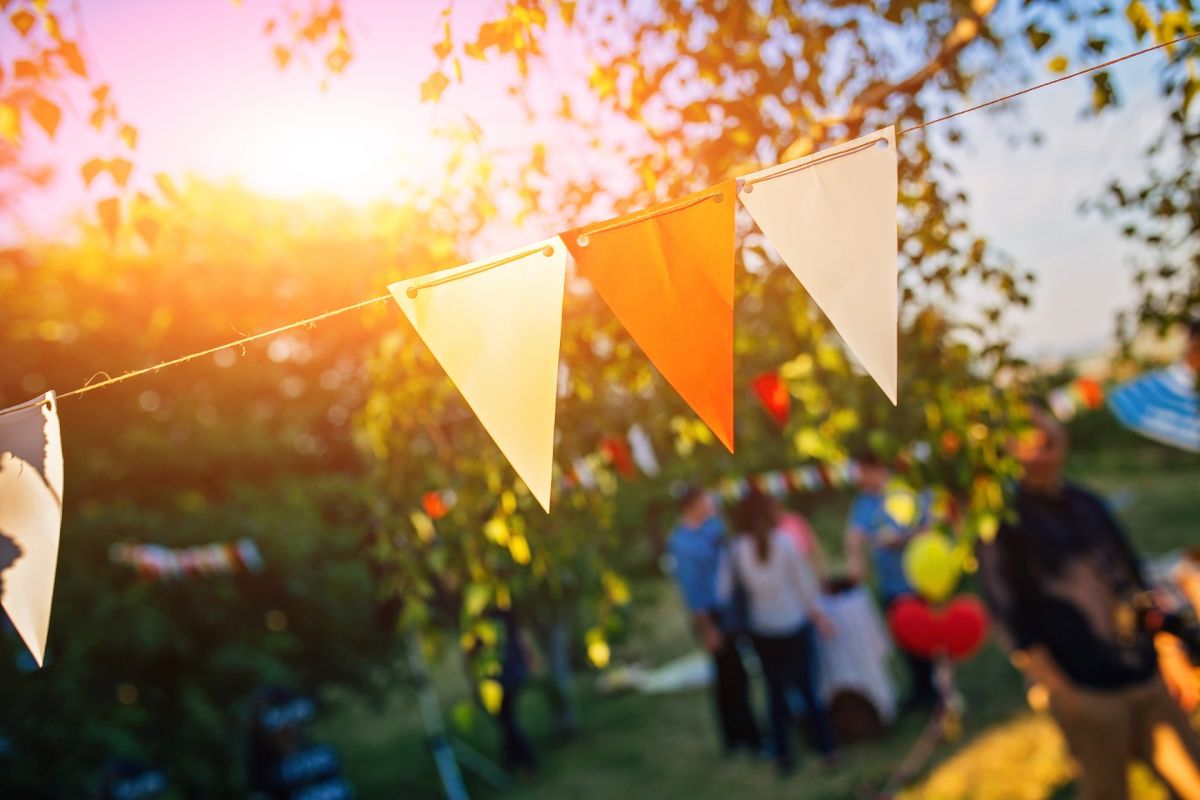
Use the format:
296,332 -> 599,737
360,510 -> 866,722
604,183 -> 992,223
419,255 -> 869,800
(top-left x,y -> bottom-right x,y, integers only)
29,31 -> 1197,405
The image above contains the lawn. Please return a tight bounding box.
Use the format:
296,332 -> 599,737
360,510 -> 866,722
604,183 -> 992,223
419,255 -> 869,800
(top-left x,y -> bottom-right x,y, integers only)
319,432 -> 1200,799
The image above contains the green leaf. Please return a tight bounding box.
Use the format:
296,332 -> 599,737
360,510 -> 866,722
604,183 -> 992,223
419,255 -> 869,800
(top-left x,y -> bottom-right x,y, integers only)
1024,24 -> 1051,52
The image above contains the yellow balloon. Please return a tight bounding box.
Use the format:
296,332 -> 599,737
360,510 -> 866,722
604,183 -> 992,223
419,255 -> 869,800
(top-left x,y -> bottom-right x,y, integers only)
903,531 -> 961,603
884,490 -> 919,528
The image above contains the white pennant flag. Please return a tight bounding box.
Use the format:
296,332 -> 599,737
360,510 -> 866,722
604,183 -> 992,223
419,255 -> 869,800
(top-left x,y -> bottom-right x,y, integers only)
0,392 -> 64,667
627,424 -> 660,476
739,127 -> 899,404
389,239 -> 568,512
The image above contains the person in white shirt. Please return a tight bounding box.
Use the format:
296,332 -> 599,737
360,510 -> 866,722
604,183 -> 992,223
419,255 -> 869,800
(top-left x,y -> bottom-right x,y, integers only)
718,488 -> 839,774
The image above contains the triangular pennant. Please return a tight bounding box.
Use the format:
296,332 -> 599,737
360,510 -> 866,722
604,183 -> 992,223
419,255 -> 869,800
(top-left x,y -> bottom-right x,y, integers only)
566,181 -> 736,450
739,128 -> 899,404
389,238 -> 568,511
0,392 -> 65,667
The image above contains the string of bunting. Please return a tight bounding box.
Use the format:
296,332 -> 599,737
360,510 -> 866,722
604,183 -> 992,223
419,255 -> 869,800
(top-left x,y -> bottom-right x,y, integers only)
0,34 -> 1196,667
108,538 -> 264,581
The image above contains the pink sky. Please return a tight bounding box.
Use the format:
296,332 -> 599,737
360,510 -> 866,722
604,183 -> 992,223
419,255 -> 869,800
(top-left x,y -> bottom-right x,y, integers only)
13,0 -> 538,236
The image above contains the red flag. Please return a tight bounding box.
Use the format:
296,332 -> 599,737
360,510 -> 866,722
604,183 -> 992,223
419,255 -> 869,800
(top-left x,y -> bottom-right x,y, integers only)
422,491 -> 448,520
751,371 -> 791,428
600,437 -> 637,479
1076,377 -> 1104,410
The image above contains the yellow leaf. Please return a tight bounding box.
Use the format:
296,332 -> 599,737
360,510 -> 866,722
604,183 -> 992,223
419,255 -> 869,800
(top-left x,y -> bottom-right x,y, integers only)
0,103 -> 21,143
603,571 -> 631,605
977,513 -> 999,543
1047,55 -> 1069,73
119,124 -> 138,149
133,216 -> 159,248
80,158 -> 106,186
410,511 -> 435,543
10,9 -> 34,36
325,46 -> 350,73
500,490 -> 516,514
483,517 -> 509,545
479,679 -> 504,714
463,583 -> 491,617
816,342 -> 843,370
96,197 -> 120,239
508,534 -> 531,565
30,95 -> 61,138
108,157 -> 132,187
58,41 -> 86,76
420,71 -> 450,103
433,21 -> 452,59
587,639 -> 611,668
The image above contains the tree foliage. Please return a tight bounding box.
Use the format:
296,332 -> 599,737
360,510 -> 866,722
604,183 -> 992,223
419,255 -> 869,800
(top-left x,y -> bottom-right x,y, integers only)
0,183 -> 432,797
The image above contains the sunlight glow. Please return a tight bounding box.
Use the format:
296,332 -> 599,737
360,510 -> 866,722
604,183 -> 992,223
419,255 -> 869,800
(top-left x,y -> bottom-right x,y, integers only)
238,111 -> 407,203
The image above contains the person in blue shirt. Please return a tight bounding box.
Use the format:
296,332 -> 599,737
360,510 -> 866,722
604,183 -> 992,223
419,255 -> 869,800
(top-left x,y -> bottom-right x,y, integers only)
844,451 -> 937,712
667,486 -> 761,755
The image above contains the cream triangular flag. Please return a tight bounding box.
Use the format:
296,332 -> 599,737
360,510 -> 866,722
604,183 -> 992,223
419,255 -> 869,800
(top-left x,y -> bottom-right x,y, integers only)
739,127 -> 898,403
0,391 -> 64,667
389,238 -> 568,511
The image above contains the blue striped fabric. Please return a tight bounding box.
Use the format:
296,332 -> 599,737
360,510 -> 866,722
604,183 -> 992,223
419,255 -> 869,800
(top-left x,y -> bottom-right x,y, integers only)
1107,363 -> 1200,453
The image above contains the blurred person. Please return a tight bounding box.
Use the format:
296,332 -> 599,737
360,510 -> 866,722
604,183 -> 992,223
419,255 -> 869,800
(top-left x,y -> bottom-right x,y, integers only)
666,486 -> 761,755
719,488 -> 838,774
99,758 -> 168,800
773,497 -> 828,584
491,606 -> 538,776
844,453 -> 937,711
979,405 -> 1200,800
247,686 -> 309,800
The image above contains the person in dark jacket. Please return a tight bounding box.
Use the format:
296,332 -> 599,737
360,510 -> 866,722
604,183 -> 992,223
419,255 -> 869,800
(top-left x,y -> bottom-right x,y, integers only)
979,405 -> 1200,800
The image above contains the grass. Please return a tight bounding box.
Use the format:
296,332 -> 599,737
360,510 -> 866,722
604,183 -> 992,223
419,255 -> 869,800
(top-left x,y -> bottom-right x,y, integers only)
319,442 -> 1200,799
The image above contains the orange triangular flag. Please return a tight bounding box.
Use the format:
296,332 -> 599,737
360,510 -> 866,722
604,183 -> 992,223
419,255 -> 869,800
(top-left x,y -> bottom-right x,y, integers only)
388,239 -> 567,512
566,181 -> 736,451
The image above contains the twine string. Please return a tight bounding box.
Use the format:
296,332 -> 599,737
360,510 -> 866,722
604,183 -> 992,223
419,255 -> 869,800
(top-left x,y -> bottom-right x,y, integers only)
575,191 -> 725,246
404,246 -> 552,298
54,294 -> 392,401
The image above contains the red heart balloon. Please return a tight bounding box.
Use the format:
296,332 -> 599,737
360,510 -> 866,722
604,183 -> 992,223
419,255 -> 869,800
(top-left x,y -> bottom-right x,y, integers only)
941,595 -> 989,661
887,595 -> 990,662
887,597 -> 939,659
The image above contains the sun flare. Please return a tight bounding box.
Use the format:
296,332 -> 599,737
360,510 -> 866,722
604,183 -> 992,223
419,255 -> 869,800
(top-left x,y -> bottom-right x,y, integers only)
237,110 -> 409,203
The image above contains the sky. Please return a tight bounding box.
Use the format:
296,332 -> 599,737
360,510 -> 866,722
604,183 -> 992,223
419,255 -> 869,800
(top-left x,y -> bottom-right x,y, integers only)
6,0 -> 1182,360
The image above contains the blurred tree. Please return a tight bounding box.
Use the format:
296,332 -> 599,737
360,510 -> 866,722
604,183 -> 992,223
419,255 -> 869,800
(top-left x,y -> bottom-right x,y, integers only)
0,181 -> 452,797
1086,17 -> 1199,339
